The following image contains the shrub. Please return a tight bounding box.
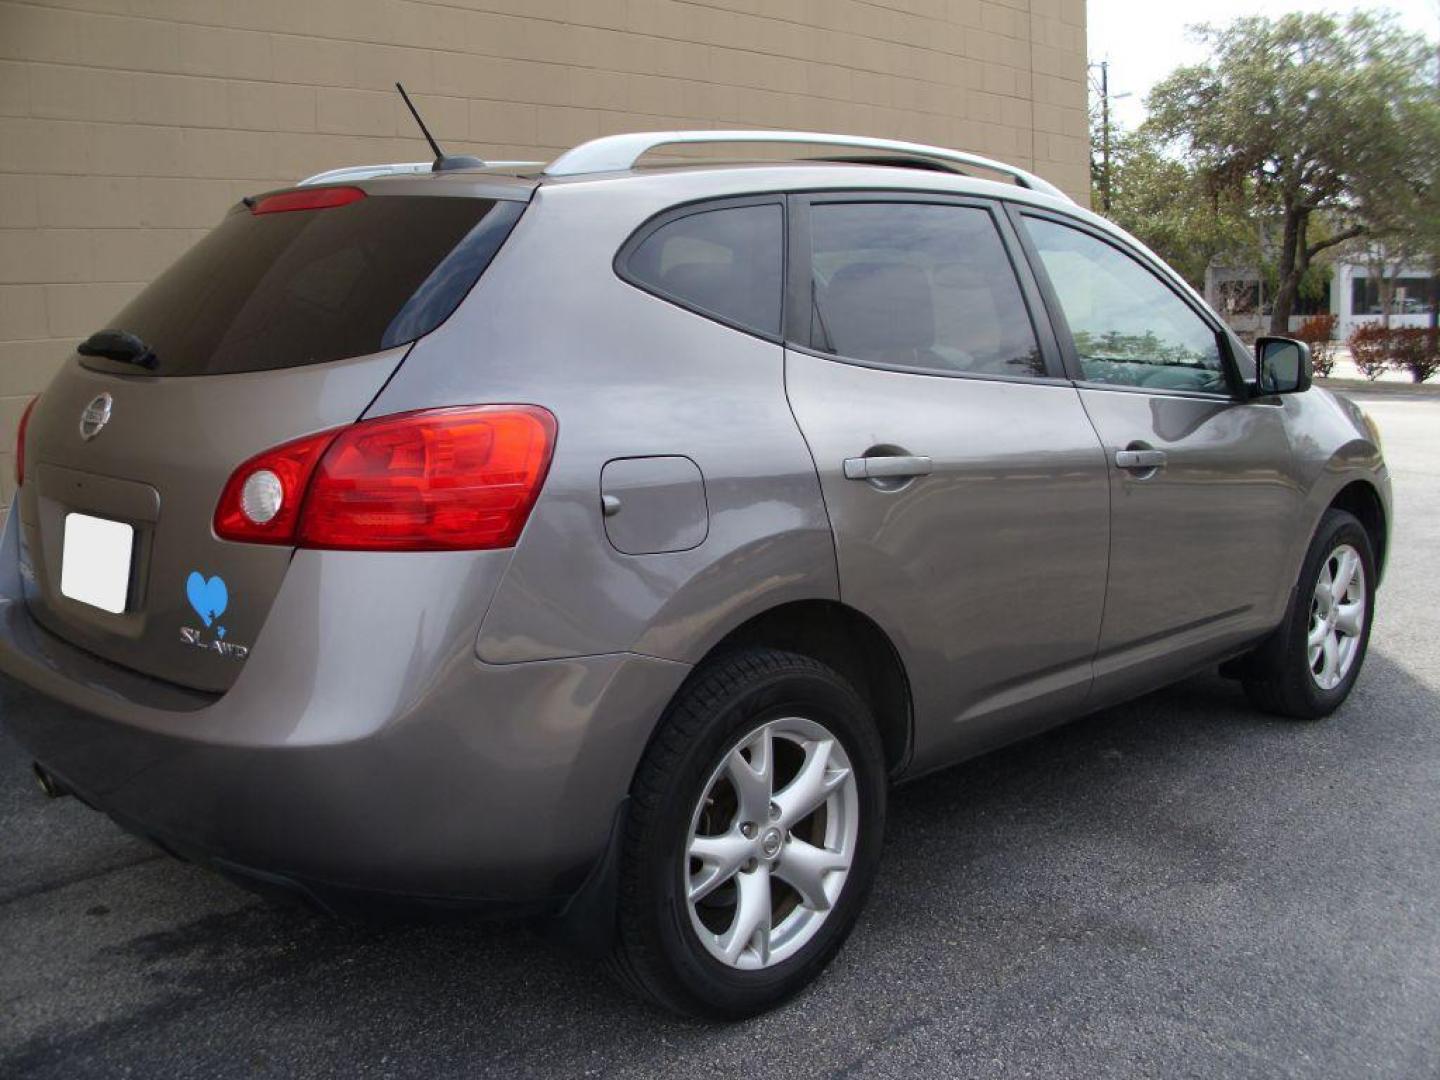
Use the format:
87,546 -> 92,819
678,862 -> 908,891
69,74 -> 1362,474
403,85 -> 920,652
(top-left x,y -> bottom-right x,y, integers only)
1389,326 -> 1440,384
1295,313 -> 1338,377
1345,324 -> 1440,382
1347,323 -> 1392,380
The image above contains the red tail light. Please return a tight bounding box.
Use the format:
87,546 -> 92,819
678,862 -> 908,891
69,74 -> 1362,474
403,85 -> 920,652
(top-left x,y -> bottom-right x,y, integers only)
250,186 -> 365,215
213,427 -> 338,543
15,395 -> 39,487
214,406 -> 557,551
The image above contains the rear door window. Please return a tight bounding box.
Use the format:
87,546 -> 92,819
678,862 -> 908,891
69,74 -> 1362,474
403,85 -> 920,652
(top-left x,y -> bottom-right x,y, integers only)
807,201 -> 1046,378
85,193 -> 524,377
622,202 -> 784,337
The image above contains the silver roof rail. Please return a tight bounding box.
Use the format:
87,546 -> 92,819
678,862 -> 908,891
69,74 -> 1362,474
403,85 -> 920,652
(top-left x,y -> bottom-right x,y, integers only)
542,130 -> 1070,201
298,161 -> 545,186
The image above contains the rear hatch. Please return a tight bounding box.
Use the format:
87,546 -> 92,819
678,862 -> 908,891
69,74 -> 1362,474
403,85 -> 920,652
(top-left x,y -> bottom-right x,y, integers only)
15,181 -> 527,692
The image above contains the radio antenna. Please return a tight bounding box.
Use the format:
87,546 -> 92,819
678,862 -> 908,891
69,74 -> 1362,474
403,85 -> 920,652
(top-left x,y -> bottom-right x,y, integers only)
396,82 -> 443,161
395,83 -> 482,172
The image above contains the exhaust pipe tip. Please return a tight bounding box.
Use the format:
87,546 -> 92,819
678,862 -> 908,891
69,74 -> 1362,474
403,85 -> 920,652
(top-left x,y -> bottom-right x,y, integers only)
32,763 -> 69,799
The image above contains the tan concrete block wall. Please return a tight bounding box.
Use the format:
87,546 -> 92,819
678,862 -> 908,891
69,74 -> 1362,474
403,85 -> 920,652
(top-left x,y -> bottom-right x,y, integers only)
0,0 -> 1089,503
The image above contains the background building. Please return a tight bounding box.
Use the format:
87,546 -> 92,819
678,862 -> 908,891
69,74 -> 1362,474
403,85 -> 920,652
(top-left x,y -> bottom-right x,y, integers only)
1330,259 -> 1436,341
1205,258 -> 1438,340
0,0 -> 1089,503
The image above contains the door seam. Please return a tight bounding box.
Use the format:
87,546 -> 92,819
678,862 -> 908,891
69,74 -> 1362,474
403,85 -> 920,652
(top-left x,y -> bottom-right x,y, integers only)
780,347 -> 843,604
1071,384 -> 1115,699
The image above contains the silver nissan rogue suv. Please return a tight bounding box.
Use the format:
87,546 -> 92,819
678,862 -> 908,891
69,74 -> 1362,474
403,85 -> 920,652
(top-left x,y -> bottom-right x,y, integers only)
1,131 -> 1390,1019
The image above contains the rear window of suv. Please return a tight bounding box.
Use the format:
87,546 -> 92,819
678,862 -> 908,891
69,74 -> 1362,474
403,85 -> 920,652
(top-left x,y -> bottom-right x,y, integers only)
85,193 -> 525,377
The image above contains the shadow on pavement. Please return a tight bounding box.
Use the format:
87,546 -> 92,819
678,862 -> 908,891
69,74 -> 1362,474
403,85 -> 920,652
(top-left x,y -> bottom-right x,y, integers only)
3,648 -> 1437,1078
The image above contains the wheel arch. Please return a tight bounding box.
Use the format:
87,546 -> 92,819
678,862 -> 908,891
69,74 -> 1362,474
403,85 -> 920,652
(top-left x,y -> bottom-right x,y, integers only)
690,599 -> 914,777
1327,479 -> 1388,583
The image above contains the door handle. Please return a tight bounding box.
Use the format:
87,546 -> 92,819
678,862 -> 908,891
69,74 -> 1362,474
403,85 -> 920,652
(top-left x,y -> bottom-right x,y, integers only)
1114,449 -> 1167,470
843,455 -> 933,480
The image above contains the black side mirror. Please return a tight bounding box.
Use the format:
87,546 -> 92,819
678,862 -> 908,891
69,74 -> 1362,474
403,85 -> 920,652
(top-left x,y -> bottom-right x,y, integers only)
1254,336 -> 1312,396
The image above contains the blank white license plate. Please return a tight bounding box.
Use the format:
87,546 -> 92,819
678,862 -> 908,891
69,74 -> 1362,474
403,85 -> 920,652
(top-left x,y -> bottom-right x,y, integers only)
60,513 -> 133,614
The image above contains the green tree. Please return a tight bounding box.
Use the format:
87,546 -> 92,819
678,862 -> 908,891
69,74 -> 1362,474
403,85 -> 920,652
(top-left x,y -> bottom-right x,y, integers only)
1382,77 -> 1440,344
1147,12 -> 1437,334
1096,127 -> 1256,290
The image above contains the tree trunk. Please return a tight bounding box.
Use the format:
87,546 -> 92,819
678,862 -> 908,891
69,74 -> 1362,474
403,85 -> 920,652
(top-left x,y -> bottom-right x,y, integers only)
1368,256 -> 1385,329
1429,258 -> 1439,356
1268,207 -> 1305,335
1374,255 -> 1396,330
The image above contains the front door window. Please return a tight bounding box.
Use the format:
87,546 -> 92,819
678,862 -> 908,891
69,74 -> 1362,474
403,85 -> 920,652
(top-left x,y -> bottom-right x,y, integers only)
1022,217 -> 1227,394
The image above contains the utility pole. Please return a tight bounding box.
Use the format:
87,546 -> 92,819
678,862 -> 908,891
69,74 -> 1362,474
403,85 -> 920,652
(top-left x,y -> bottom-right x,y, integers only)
1099,60 -> 1112,212
1088,61 -> 1130,213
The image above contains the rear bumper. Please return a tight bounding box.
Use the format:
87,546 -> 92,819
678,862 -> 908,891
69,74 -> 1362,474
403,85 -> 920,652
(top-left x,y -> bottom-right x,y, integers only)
24,751 -> 557,920
0,513 -> 689,908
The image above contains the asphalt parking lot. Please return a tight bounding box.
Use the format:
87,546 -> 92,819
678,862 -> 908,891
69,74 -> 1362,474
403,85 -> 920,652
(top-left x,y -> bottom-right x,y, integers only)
2,391 -> 1437,1079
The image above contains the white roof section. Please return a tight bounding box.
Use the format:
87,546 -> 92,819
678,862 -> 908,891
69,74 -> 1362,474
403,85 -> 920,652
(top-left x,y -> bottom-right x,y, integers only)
298,162 -> 434,186
293,132 -> 1072,206
298,161 -> 544,186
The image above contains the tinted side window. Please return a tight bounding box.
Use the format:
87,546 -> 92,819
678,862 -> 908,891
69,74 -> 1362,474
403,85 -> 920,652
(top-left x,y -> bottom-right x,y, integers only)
90,195 -> 523,377
1022,216 -> 1226,393
808,202 -> 1044,378
625,203 -> 783,336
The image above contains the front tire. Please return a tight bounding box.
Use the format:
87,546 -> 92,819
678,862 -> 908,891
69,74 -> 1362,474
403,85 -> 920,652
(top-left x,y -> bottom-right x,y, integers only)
608,647 -> 887,1019
1243,509 -> 1376,719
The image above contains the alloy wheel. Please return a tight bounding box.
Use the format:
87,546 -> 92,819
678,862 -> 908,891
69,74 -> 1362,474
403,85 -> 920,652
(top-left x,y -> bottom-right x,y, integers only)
1308,542 -> 1366,691
684,716 -> 859,970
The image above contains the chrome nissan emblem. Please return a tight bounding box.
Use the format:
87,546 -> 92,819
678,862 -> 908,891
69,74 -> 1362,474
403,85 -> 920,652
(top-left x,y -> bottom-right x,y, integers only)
79,392 -> 112,440
760,827 -> 784,859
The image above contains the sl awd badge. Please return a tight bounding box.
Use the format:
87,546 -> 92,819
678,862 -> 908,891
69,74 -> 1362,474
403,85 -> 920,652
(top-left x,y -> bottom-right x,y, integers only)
180,571 -> 249,660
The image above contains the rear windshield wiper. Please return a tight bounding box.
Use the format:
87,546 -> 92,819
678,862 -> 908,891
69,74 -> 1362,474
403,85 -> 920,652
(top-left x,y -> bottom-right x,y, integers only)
77,329 -> 158,370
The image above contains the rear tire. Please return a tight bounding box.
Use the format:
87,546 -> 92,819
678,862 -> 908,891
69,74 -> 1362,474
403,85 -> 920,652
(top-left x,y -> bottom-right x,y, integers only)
607,647 -> 886,1019
1243,509 -> 1375,719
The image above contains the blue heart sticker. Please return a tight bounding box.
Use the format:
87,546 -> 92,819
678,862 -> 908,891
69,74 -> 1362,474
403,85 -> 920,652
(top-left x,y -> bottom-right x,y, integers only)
185,572 -> 228,628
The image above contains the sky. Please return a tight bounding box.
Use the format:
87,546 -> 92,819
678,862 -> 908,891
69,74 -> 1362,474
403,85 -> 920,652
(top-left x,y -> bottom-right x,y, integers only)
1088,0 -> 1440,132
